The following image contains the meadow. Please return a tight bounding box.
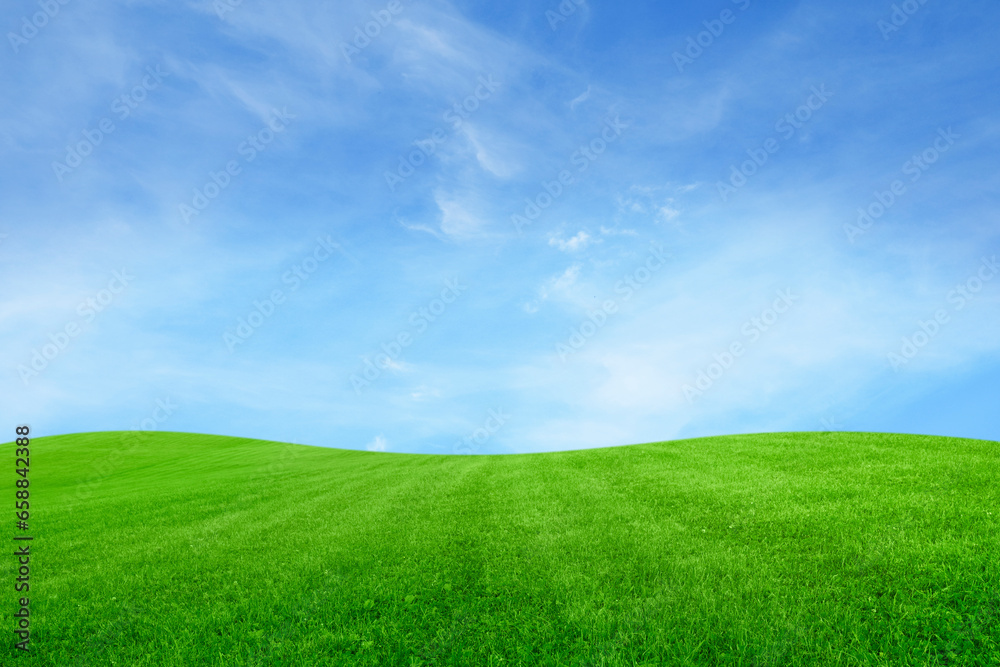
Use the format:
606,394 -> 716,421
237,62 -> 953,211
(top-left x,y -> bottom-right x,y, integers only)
3,430 -> 998,665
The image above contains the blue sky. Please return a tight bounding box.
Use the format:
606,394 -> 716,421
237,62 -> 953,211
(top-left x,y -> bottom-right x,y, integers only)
2,0 -> 998,454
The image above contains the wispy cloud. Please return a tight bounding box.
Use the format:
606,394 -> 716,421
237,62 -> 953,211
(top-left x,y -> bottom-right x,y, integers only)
569,85 -> 591,110
548,230 -> 593,252
366,434 -> 388,452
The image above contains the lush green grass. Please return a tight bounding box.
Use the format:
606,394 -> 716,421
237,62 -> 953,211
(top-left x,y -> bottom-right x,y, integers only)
4,431 -> 999,665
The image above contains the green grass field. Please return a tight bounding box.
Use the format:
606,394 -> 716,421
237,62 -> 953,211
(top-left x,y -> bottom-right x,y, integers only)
4,430 -> 999,665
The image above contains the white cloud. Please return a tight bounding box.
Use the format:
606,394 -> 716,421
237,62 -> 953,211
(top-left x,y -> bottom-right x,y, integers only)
366,434 -> 388,452
657,206 -> 680,223
616,186 -> 682,227
533,263 -> 589,310
381,358 -> 410,373
569,85 -> 591,110
553,264 -> 581,291
409,386 -> 441,401
398,218 -> 447,241
600,225 -> 638,237
460,125 -> 519,178
548,230 -> 592,252
435,192 -> 485,239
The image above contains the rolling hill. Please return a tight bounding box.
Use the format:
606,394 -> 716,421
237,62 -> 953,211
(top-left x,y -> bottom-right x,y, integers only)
4,431 -> 999,665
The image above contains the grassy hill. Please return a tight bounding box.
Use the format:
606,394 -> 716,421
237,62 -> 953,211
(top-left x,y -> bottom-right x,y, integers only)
3,431 -> 999,665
